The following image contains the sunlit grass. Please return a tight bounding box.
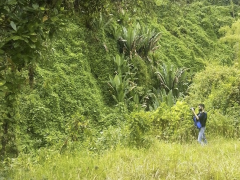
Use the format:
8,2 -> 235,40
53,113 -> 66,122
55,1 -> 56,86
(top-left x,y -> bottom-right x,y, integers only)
7,137 -> 240,180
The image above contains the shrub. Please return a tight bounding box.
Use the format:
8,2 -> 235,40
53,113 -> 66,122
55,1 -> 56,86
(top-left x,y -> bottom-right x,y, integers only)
186,64 -> 239,107
127,111 -> 154,147
152,101 -> 194,142
127,101 -> 195,146
186,64 -> 240,138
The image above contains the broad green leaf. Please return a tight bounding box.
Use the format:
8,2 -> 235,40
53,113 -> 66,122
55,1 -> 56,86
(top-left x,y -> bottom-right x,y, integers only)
134,94 -> 139,104
51,16 -> 59,22
0,80 -> 6,86
109,75 -> 114,86
114,75 -> 121,87
29,43 -> 36,49
7,0 -> 17,5
40,7 -> 45,11
0,85 -> 8,91
30,35 -> 37,42
10,21 -> 17,31
5,36 -> 23,41
32,3 -> 39,9
118,91 -> 124,102
114,54 -> 123,67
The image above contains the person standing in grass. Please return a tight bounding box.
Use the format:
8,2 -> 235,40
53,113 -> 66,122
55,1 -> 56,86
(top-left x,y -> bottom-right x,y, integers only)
191,104 -> 207,145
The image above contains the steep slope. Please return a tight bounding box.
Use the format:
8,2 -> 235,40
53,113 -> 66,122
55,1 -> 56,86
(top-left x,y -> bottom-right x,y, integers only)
16,1 -> 239,150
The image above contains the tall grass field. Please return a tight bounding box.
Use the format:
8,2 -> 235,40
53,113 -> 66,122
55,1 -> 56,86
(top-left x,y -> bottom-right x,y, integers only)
4,137 -> 240,180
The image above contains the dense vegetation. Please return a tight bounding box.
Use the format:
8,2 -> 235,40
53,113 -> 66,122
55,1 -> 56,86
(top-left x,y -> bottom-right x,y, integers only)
6,138 -> 240,179
1,0 -> 240,179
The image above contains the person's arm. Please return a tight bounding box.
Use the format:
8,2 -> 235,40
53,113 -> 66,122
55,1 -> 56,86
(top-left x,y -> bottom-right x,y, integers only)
191,108 -> 199,120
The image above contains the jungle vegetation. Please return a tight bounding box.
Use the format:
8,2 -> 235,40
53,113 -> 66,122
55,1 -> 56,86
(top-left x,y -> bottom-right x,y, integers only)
0,0 -> 240,179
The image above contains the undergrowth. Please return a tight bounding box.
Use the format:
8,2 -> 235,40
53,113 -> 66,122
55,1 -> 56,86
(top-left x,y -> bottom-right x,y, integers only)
3,137 -> 240,180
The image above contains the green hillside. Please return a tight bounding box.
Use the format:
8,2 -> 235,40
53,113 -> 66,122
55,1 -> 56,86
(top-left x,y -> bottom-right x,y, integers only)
1,0 -> 240,178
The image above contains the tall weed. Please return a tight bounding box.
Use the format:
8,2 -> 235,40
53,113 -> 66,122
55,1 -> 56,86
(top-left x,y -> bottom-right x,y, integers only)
6,138 -> 240,180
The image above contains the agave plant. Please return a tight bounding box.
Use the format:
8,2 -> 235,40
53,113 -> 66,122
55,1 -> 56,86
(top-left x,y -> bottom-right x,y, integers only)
96,12 -> 113,31
120,23 -> 143,58
149,88 -> 176,110
155,63 -> 190,98
139,28 -> 161,59
114,54 -> 127,76
118,23 -> 161,60
108,73 -> 136,103
109,21 -> 122,40
108,55 -> 137,104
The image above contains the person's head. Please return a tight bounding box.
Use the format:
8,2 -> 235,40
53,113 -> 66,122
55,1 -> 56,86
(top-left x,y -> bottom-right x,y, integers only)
198,104 -> 205,112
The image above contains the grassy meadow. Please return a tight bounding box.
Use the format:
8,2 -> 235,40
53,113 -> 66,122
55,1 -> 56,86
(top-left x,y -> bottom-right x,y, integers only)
6,137 -> 240,180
